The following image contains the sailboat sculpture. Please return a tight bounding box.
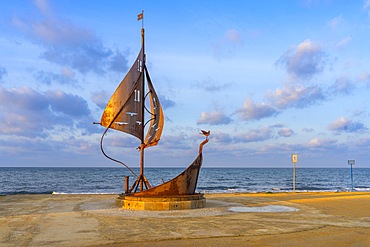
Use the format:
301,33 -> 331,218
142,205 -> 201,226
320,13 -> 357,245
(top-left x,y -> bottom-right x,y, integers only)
96,13 -> 209,198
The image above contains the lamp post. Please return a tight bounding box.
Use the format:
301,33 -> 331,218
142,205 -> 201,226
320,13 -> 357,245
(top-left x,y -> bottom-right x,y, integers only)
348,160 -> 355,191
292,154 -> 298,192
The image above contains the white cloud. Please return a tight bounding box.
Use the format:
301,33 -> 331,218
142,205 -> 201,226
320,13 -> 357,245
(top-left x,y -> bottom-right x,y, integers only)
61,67 -> 75,78
327,15 -> 345,31
236,98 -> 278,121
302,127 -> 314,133
197,110 -> 232,125
225,29 -> 242,43
158,95 -> 176,110
364,0 -> 370,9
35,70 -> 77,86
277,39 -> 326,80
364,0 -> 370,17
214,29 -> 242,59
211,131 -> 233,143
0,86 -> 92,137
235,127 -> 273,143
33,0 -> 51,17
328,76 -> 355,95
0,67 -> 6,83
92,90 -> 109,109
278,128 -> 294,137
336,36 -> 352,48
358,71 -> 370,83
328,117 -> 367,133
268,84 -> 325,109
308,137 -> 337,147
193,77 -> 233,92
12,1 -> 129,74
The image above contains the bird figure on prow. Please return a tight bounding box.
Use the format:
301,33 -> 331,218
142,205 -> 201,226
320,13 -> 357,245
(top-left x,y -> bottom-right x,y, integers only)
200,130 -> 210,140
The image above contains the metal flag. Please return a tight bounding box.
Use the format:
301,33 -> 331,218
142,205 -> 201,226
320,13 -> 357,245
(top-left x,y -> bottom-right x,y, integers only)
137,13 -> 143,21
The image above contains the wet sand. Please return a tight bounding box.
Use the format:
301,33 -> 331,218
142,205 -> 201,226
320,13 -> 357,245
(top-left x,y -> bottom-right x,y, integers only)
1,192 -> 369,246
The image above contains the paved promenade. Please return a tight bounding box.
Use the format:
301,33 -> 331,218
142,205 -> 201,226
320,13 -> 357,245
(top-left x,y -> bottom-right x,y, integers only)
1,192 -> 369,246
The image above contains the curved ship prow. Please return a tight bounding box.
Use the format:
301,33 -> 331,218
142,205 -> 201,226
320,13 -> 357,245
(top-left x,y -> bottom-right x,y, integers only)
129,132 -> 209,197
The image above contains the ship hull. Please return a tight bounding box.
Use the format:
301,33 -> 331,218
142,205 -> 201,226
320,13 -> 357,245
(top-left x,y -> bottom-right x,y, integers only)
129,153 -> 203,196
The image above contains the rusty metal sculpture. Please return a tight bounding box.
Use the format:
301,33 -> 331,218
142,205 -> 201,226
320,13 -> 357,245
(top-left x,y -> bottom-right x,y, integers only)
95,12 -> 209,199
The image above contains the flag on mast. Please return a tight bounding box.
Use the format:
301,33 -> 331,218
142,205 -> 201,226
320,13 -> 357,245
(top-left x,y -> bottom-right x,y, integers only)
137,12 -> 143,21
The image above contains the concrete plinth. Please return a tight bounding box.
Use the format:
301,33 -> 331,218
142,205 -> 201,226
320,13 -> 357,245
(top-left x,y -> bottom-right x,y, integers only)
116,193 -> 206,210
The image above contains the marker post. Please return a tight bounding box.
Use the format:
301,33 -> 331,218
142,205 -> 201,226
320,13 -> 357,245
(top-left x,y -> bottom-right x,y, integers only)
348,160 -> 355,191
292,154 -> 298,192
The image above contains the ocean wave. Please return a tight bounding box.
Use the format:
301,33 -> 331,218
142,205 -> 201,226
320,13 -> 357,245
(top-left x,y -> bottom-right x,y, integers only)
51,192 -> 118,195
0,190 -> 54,195
354,187 -> 370,192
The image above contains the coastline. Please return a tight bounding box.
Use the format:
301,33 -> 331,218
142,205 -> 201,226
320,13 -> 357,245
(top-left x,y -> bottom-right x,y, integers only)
1,192 -> 369,246
2,167 -> 369,195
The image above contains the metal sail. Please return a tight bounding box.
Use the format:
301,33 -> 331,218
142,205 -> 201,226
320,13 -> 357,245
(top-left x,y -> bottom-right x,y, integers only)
143,66 -> 164,149
101,47 -> 145,141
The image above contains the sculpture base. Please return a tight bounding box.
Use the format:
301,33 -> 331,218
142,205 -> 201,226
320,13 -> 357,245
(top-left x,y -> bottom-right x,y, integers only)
116,193 -> 206,210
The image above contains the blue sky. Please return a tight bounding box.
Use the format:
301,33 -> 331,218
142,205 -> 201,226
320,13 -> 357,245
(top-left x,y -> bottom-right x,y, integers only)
1,0 -> 370,168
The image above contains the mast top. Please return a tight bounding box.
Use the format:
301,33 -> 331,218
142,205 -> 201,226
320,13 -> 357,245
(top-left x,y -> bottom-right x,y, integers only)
138,11 -> 145,51
138,11 -> 144,29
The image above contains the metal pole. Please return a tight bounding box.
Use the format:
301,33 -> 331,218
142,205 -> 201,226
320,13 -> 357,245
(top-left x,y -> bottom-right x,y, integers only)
291,154 -> 298,193
350,164 -> 354,191
124,176 -> 129,194
348,160 -> 355,192
139,22 -> 145,192
140,148 -> 144,191
293,162 -> 296,192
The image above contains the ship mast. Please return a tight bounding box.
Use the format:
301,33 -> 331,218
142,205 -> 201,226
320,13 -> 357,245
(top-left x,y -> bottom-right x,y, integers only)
128,11 -> 152,193
138,10 -> 150,192
139,14 -> 145,191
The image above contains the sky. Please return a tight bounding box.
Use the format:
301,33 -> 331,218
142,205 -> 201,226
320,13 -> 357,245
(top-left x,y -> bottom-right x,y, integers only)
1,0 -> 370,168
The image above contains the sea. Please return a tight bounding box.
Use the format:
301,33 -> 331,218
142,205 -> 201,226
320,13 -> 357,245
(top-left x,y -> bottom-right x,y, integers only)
1,167 -> 369,195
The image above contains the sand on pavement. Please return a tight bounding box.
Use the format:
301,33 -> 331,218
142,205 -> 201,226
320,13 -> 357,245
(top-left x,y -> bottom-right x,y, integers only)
1,192 -> 369,247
